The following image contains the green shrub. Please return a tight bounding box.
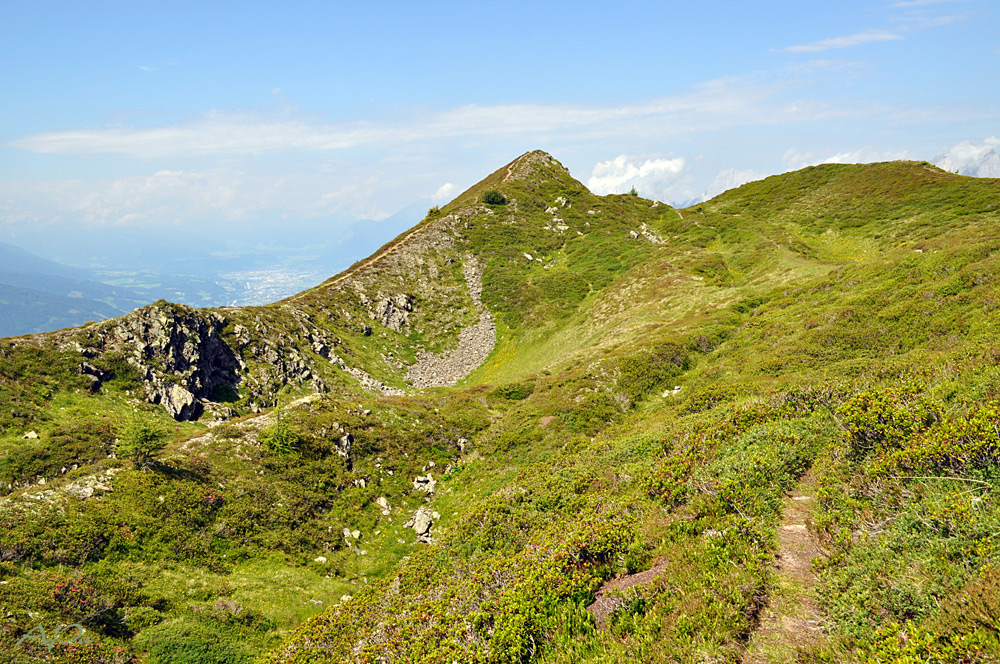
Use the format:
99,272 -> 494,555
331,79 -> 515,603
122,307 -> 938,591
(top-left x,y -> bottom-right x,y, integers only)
134,618 -> 250,664
874,399 -> 1000,474
98,351 -> 143,388
858,621 -> 992,664
258,414 -> 301,456
694,419 -> 827,521
116,412 -> 168,468
494,381 -> 535,400
0,420 -> 114,494
837,384 -> 940,458
562,392 -> 622,434
125,606 -> 163,631
643,452 -> 693,507
482,190 -> 507,205
617,341 -> 689,402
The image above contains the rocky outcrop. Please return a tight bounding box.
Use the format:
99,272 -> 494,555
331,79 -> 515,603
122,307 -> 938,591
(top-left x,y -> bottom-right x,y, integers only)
407,256 -> 496,388
10,467 -> 124,505
412,473 -> 436,494
372,294 -> 412,333
78,361 -> 110,391
82,302 -> 242,421
404,507 -> 439,544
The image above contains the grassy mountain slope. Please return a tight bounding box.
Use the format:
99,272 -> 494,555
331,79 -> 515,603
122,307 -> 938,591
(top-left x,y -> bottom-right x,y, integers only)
1,153 -> 999,663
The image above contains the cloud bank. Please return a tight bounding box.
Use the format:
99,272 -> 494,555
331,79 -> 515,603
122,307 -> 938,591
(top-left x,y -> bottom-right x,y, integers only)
6,78 -> 867,161
933,137 -> 1000,177
587,155 -> 688,202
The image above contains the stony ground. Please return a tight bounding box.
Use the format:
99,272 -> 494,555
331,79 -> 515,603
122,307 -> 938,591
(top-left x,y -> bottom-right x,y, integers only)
407,255 -> 496,388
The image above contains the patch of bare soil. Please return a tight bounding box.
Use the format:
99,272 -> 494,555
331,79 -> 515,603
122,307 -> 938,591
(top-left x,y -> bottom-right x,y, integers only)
743,471 -> 826,664
585,557 -> 669,629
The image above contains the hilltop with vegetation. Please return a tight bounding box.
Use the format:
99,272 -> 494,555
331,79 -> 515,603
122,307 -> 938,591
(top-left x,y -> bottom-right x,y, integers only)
1,151 -> 998,663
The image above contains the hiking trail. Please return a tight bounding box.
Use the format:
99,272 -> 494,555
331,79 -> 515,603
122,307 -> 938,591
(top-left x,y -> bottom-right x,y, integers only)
743,470 -> 826,663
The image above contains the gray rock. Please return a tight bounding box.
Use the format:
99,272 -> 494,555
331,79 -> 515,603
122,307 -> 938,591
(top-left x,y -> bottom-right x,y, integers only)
78,361 -> 111,391
87,303 -> 242,421
161,383 -> 199,421
412,473 -> 436,494
371,293 -> 412,333
639,223 -> 665,244
337,433 -> 354,458
404,507 -> 437,543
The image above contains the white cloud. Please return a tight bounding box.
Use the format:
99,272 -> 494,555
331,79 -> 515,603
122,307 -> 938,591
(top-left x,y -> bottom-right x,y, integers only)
897,13 -> 960,30
0,168 -> 389,227
782,29 -> 903,53
890,0 -> 964,7
432,182 -> 456,201
6,78 -> 878,160
138,65 -> 155,72
693,169 -> 765,204
8,114 -> 391,158
787,59 -> 868,74
783,147 -> 911,170
933,137 -> 1000,177
587,155 -> 688,201
6,74 -> 994,230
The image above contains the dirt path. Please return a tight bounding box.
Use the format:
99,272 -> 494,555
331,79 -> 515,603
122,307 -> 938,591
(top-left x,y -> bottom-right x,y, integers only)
742,472 -> 826,663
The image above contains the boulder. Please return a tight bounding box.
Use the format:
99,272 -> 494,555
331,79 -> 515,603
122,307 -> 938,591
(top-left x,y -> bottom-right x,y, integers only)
337,433 -> 354,458
371,293 -> 412,333
413,473 -> 436,494
161,383 -> 199,420
404,507 -> 437,543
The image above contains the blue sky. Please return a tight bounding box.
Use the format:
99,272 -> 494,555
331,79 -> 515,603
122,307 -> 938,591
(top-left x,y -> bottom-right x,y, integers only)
1,0 -> 997,239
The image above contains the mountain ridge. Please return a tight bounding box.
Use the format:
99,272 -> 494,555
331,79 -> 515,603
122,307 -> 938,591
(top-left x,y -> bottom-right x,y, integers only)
6,153 -> 997,421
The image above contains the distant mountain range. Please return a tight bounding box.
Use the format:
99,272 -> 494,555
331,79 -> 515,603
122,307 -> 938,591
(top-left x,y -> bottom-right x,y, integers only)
0,242 -> 149,336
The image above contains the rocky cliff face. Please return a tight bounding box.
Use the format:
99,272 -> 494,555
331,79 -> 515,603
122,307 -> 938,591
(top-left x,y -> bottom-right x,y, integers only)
73,302 -> 242,420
